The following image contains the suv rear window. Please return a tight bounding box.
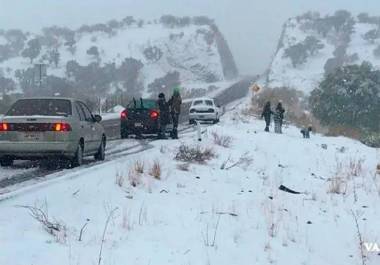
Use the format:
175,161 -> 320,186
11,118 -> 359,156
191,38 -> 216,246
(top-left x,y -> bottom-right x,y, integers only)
205,100 -> 213,106
6,99 -> 72,116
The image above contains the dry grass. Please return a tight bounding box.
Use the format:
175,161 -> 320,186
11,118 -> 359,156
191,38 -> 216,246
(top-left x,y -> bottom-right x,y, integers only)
134,160 -> 144,174
211,131 -> 233,148
328,177 -> 347,194
175,144 -> 215,164
128,169 -> 141,187
149,160 -> 162,180
349,158 -> 364,177
376,164 -> 380,174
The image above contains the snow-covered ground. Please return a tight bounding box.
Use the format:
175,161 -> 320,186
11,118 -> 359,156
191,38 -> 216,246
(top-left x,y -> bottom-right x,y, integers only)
0,108 -> 379,265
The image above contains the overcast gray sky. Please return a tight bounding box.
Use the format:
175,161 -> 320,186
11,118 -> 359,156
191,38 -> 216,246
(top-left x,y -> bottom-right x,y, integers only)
1,0 -> 380,75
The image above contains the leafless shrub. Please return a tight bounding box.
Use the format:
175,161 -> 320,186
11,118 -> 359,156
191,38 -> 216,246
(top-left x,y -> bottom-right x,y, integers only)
202,215 -> 221,247
175,144 -> 215,164
149,160 -> 161,180
18,204 -> 67,243
211,131 -> 233,148
221,152 -> 253,170
349,158 -> 364,177
377,164 -> 380,173
177,163 -> 190,171
134,160 -> 144,174
328,177 -> 347,194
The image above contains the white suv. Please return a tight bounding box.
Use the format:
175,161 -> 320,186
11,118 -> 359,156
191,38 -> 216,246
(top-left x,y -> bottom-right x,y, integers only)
189,97 -> 220,124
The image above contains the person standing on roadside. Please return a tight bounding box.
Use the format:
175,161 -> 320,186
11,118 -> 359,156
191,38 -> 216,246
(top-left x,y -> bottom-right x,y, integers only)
261,101 -> 273,132
157,93 -> 170,139
168,86 -> 182,139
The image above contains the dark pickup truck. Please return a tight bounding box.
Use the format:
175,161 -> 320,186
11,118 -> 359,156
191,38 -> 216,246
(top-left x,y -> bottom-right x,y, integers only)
120,98 -> 172,138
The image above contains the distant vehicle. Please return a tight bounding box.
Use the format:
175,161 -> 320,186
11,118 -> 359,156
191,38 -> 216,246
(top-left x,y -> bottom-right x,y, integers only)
189,97 -> 220,124
120,98 -> 172,138
0,98 -> 106,167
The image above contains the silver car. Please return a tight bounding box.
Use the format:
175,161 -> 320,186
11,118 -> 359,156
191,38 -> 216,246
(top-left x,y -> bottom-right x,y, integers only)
189,97 -> 220,124
0,97 -> 106,167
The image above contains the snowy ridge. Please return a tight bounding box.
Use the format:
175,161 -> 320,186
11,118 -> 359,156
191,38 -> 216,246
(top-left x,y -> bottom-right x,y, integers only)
0,19 -> 238,96
0,109 -> 378,265
266,14 -> 380,94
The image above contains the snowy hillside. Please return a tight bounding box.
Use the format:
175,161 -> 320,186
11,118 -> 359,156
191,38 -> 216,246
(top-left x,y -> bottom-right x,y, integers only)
0,16 -> 238,98
266,11 -> 380,94
0,107 -> 379,265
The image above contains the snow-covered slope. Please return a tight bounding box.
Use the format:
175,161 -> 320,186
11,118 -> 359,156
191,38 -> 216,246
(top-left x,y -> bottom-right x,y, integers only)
0,17 -> 238,97
0,108 -> 379,265
266,12 -> 380,94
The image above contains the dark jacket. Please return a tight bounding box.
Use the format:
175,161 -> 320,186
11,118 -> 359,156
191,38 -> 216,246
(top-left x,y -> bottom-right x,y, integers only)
158,98 -> 171,125
275,104 -> 285,120
261,103 -> 273,122
168,94 -> 182,114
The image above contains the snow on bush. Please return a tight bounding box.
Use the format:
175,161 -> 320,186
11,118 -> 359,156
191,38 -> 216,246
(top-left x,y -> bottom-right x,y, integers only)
211,131 -> 233,148
175,144 -> 215,163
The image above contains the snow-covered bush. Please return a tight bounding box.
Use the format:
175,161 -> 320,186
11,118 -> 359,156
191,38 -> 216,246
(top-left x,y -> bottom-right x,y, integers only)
175,144 -> 215,164
211,131 -> 232,148
149,160 -> 161,180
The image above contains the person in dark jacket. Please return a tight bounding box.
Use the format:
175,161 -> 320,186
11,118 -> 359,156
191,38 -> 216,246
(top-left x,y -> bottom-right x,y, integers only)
168,87 -> 182,139
157,93 -> 170,139
301,126 -> 312,138
274,102 -> 285,133
261,101 -> 273,132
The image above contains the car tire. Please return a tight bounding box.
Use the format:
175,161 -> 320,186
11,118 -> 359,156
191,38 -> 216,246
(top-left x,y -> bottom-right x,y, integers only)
94,137 -> 106,161
189,119 -> 195,125
0,157 -> 13,167
71,143 -> 83,168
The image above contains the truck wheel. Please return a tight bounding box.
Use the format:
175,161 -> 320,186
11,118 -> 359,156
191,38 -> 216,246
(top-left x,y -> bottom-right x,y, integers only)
71,143 -> 83,168
0,157 -> 13,167
94,137 -> 106,161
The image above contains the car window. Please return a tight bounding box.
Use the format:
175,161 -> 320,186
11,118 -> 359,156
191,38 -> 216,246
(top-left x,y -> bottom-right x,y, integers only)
6,99 -> 72,116
205,100 -> 213,106
192,100 -> 203,106
127,99 -> 157,109
78,102 -> 93,122
75,102 -> 85,121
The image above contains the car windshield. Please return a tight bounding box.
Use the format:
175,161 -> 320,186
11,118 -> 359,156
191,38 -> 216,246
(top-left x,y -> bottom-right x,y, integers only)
6,99 -> 72,116
127,99 -> 157,109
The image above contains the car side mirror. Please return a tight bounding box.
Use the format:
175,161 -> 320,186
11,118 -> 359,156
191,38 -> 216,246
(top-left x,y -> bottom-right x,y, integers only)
93,114 -> 102,123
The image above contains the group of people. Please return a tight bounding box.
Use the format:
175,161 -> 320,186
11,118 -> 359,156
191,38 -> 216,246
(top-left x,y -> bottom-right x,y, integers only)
261,101 -> 313,138
261,101 -> 285,133
157,87 -> 182,139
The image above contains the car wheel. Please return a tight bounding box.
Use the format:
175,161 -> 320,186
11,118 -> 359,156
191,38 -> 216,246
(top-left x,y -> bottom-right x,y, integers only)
0,157 -> 13,167
94,137 -> 106,161
189,119 -> 195,125
71,143 -> 83,168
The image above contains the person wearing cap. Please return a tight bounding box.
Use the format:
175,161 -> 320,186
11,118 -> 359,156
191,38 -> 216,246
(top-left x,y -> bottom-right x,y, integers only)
168,86 -> 182,139
157,93 -> 170,139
